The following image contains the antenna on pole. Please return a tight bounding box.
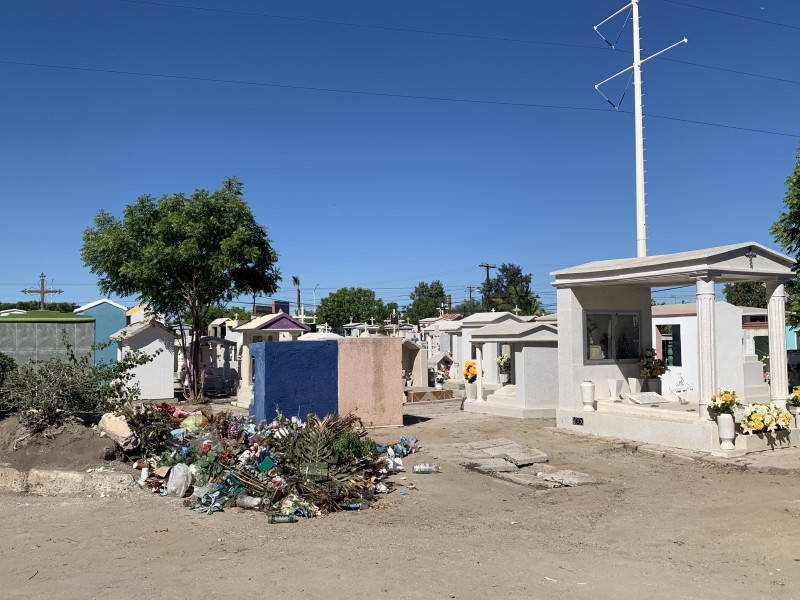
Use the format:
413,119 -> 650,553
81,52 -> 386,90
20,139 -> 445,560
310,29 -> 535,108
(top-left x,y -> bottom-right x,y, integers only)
594,1 -> 687,258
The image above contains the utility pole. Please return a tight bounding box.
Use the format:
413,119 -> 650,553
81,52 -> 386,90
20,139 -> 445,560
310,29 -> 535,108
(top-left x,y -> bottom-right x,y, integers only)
479,263 -> 496,312
595,1 -> 687,257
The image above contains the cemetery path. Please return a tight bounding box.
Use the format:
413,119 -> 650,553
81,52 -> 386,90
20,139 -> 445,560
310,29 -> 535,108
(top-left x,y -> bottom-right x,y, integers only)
2,404 -> 799,599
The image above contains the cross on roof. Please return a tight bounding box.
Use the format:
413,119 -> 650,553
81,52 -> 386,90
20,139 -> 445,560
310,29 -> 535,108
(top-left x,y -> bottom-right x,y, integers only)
21,272 -> 63,309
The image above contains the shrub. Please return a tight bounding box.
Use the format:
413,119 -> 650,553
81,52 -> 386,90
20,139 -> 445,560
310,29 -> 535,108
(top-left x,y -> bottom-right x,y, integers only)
0,352 -> 15,389
0,336 -> 156,432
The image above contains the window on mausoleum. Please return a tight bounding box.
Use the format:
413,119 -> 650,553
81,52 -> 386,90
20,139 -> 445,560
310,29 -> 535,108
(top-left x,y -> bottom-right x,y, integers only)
585,311 -> 641,361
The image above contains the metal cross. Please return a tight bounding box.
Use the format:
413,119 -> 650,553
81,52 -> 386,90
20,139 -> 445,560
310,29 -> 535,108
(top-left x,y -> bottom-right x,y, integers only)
745,248 -> 757,269
21,272 -> 63,309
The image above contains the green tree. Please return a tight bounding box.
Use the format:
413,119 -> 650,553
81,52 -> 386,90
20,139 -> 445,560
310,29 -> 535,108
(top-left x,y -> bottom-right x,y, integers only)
486,263 -> 543,315
0,301 -> 78,313
406,280 -> 447,325
81,177 -> 280,401
316,288 -> 386,330
771,145 -> 800,326
722,282 -> 767,309
453,297 -> 482,316
186,304 -> 252,334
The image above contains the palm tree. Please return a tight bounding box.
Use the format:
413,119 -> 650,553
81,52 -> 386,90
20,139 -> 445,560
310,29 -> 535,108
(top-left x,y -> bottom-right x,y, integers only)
292,275 -> 301,316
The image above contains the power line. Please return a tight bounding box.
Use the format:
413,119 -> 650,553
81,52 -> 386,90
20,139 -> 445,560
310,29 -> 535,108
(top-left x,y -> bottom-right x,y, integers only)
1,59 -> 797,138
655,0 -> 800,32
116,0 -> 607,50
118,0 -> 800,88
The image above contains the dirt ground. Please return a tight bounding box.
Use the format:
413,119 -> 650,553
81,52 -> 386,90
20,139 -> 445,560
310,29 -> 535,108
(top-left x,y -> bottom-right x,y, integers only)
0,414 -> 120,471
2,402 -> 800,600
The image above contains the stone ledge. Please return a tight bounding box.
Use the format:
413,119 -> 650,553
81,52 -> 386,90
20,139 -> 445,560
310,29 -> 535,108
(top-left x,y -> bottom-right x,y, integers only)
0,467 -> 135,496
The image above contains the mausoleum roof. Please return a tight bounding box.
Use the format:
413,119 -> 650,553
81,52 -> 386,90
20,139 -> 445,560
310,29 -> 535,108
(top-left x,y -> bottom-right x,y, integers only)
471,321 -> 558,343
551,242 -> 794,288
74,298 -> 128,313
110,320 -> 176,341
460,311 -> 525,326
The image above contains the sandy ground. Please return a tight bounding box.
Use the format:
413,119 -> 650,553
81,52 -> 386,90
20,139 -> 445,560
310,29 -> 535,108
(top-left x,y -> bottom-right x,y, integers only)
2,401 -> 800,600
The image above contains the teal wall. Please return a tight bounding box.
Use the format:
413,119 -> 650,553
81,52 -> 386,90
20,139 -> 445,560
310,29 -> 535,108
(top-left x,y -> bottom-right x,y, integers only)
787,326 -> 799,351
77,302 -> 127,365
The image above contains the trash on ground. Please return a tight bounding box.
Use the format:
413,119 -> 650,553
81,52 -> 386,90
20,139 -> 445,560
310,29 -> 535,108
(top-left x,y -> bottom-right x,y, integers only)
97,405 -> 419,522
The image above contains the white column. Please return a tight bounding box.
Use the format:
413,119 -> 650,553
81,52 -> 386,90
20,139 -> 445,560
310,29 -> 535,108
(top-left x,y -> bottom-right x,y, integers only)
765,281 -> 789,401
475,343 -> 484,401
696,278 -> 716,419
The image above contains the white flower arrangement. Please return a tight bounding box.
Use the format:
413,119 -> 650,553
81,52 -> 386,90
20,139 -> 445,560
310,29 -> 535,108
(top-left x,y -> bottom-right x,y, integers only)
740,402 -> 794,435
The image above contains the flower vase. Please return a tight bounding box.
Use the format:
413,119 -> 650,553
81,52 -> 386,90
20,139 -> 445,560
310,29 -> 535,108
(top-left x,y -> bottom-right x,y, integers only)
644,378 -> 662,395
499,372 -> 509,385
465,382 -> 477,401
789,405 -> 798,428
716,413 -> 736,450
435,382 -> 443,390
580,381 -> 595,412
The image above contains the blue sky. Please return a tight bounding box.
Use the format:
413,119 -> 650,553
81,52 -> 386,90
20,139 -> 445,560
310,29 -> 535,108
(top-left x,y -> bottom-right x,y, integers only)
1,0 -> 798,313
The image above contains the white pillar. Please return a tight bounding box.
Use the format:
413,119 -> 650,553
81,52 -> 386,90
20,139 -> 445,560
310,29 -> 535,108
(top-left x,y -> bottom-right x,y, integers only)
696,278 -> 716,419
475,343 -> 484,401
765,281 -> 789,401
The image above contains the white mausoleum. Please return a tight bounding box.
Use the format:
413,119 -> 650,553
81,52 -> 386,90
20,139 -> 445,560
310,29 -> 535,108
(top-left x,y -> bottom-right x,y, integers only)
552,242 -> 798,455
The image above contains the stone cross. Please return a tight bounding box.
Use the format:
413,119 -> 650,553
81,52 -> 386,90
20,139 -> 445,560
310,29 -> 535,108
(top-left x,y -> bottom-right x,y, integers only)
669,374 -> 693,405
513,305 -> 522,316
21,272 -> 63,309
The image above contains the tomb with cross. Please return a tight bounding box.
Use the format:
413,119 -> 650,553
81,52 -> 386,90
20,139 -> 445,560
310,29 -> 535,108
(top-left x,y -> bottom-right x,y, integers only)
21,272 -> 63,309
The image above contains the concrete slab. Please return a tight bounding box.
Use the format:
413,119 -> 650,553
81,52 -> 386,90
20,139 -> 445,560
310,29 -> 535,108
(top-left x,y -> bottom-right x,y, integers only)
482,444 -> 524,458
464,458 -> 519,473
496,472 -> 561,489
23,468 -> 134,496
0,466 -> 26,493
542,470 -> 597,487
501,449 -> 549,466
467,438 -> 517,450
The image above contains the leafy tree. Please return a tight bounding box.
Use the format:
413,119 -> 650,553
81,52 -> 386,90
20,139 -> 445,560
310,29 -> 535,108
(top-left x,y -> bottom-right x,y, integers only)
722,282 -> 767,309
81,177 -> 280,401
186,304 -> 252,334
771,144 -> 800,326
316,288 -> 386,329
0,301 -> 78,313
453,297 -> 482,316
406,280 -> 447,325
485,263 -> 543,316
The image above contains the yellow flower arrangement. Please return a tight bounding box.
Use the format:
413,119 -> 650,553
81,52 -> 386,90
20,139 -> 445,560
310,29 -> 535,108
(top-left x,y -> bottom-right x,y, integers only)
709,388 -> 739,415
638,347 -> 668,379
741,402 -> 793,435
463,360 -> 477,383
788,386 -> 800,408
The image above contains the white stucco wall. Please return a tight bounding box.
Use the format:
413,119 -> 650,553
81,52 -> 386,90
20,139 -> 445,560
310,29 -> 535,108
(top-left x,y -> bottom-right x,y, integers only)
517,343 -> 559,409
653,302 -> 758,404
651,314 -> 699,403
119,327 -> 174,401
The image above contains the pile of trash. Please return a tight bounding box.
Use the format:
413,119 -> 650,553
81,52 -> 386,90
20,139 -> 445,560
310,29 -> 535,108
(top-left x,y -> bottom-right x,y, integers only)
98,403 -> 420,520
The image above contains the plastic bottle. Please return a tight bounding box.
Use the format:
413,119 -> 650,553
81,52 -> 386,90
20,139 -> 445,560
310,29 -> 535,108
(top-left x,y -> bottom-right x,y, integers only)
412,463 -> 438,474
269,514 -> 298,524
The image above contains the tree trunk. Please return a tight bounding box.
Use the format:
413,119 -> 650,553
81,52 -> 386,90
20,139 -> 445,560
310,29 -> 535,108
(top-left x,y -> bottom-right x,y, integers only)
190,307 -> 204,402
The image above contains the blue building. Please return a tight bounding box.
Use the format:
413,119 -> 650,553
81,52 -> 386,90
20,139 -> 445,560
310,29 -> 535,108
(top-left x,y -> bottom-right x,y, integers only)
74,299 -> 128,365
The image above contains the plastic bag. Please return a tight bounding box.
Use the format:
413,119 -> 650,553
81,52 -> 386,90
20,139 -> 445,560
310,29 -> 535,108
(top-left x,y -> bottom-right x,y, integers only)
167,463 -> 193,497
180,414 -> 209,430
